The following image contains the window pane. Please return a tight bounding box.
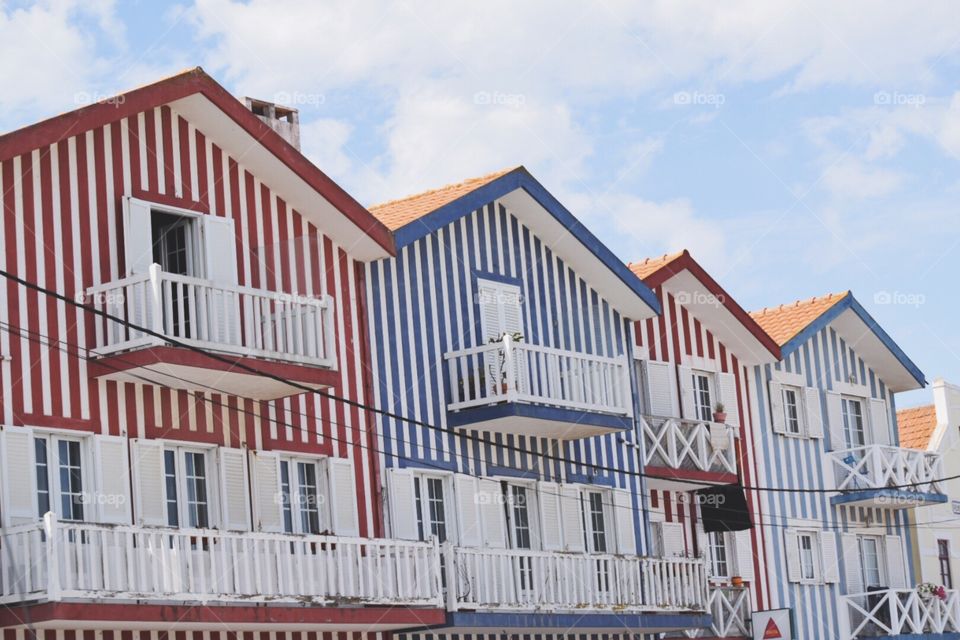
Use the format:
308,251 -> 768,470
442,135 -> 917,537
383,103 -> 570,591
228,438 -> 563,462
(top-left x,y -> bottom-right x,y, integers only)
426,477 -> 447,543
694,374 -> 712,422
588,492 -> 607,553
57,440 -> 84,521
784,389 -> 801,434
35,439 -> 50,516
164,450 -> 179,527
280,461 -> 293,534
297,462 -> 321,535
709,532 -> 728,577
183,451 -> 209,528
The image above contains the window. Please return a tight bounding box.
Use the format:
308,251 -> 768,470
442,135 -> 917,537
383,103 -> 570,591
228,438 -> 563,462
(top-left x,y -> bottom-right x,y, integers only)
279,458 -> 324,535
504,483 -> 536,591
151,211 -> 199,276
859,536 -> 884,589
414,476 -> 448,543
34,435 -> 85,521
940,540 -> 953,589
799,532 -> 817,581
842,397 -> 867,448
586,491 -> 609,553
693,372 -> 713,422
783,387 -> 802,435
708,531 -> 729,578
163,447 -> 212,529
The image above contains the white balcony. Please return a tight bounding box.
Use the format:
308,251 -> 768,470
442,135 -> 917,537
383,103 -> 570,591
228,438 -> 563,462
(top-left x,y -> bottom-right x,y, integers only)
86,264 -> 338,399
445,545 -> 708,613
840,588 -> 960,639
641,416 -> 739,488
828,445 -> 946,507
444,335 -> 633,438
677,585 -> 751,638
0,515 -> 442,609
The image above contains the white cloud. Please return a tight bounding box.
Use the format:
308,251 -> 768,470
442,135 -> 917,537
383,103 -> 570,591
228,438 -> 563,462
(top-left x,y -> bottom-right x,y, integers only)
300,118 -> 355,181
821,157 -> 905,199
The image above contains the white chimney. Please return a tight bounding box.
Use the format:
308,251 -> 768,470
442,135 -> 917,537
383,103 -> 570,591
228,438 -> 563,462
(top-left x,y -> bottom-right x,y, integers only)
244,97 -> 300,150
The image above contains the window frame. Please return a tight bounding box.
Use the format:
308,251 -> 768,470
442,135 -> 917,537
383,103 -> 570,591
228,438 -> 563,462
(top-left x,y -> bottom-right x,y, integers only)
796,530 -> 822,584
707,531 -> 730,578
841,396 -> 868,449
277,455 -> 328,535
939,539 -> 954,589
858,534 -> 885,589
782,385 -> 803,436
409,470 -> 455,544
580,487 -> 614,554
692,370 -> 714,423
33,432 -> 88,522
163,444 -> 216,530
502,478 -> 541,551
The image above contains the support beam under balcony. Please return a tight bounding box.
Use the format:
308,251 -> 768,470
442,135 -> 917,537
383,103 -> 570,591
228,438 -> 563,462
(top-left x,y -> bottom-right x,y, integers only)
429,611 -> 714,634
447,401 -> 632,439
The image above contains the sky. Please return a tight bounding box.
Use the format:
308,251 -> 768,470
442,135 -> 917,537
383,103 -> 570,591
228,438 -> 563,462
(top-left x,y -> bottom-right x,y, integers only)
2,0 -> 960,407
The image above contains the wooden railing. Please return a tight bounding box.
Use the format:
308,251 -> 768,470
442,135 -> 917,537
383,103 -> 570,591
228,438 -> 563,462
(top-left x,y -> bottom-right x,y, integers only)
828,445 -> 944,494
641,416 -> 738,474
445,545 -> 707,612
0,515 -> 442,607
445,334 -> 632,415
840,588 -> 960,639
680,585 -> 751,637
86,263 -> 336,368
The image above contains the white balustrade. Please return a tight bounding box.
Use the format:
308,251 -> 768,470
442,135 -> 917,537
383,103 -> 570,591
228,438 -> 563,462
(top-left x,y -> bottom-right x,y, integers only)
86,263 -> 336,367
446,545 -> 707,613
0,515 -> 442,607
828,445 -> 944,494
840,588 -> 960,639
641,416 -> 738,474
679,585 -> 750,638
445,335 -> 632,415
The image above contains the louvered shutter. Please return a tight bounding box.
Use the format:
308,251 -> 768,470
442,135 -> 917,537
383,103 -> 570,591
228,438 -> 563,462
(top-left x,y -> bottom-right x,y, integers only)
644,360 -> 677,417
885,535 -> 907,588
386,468 -> 419,540
821,531 -> 840,583
769,380 -> 786,434
870,399 -> 891,446
826,392 -> 844,451
804,387 -> 824,438
131,438 -> 167,527
478,478 -> 507,548
123,197 -> 155,276
560,484 -> 586,552
734,530 -> 755,581
842,534 -> 863,593
717,372 -> 739,426
326,457 -> 360,536
1,426 -> 37,525
201,215 -> 240,345
678,365 -> 696,420
217,447 -> 250,531
612,488 -> 637,555
784,531 -> 801,582
477,281 -> 502,341
537,481 -> 563,551
94,435 -> 132,524
249,450 -> 283,533
455,475 -> 482,547
657,522 -> 686,557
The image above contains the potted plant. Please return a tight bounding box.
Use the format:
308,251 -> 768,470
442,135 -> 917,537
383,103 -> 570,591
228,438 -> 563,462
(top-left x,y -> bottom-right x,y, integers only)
713,402 -> 727,424
487,331 -> 523,396
918,582 -> 948,601
731,575 -> 744,587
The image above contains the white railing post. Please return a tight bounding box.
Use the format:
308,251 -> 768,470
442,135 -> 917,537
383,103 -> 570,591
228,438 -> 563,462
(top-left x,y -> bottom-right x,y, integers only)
43,512 -> 61,601
502,334 -> 517,400
443,541 -> 457,611
148,263 -> 164,338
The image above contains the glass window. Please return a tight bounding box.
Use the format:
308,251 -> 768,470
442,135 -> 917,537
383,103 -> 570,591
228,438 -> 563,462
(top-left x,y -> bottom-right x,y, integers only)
587,491 -> 608,553
783,387 -> 801,434
280,461 -> 293,533
164,447 -> 211,529
708,531 -> 729,577
414,475 -> 448,543
34,436 -> 84,521
279,458 -> 325,535
296,462 -> 321,535
508,485 -> 532,550
183,451 -> 209,528
842,398 -> 866,448
860,536 -> 883,588
940,539 -> 953,589
693,373 -> 713,422
799,533 -> 817,580
164,450 -> 180,527
35,438 -> 50,516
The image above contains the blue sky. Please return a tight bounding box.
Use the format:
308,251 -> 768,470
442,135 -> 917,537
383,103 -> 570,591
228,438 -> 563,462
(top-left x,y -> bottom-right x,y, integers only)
3,0 -> 960,407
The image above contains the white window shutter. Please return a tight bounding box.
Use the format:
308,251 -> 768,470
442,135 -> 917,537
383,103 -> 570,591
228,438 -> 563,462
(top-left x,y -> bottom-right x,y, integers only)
537,481 -> 564,551
123,197 -> 155,275
826,392 -> 845,451
0,426 -> 37,525
249,450 -> 283,533
870,399 -> 891,446
93,435 -> 132,525
734,530 -> 755,581
842,534 -> 863,593
560,484 -> 586,552
478,478 -> 507,548
885,535 -> 907,588
717,372 -> 739,426
386,468 -> 419,540
821,531 -> 840,583
326,457 -> 360,537
658,521 -> 686,557
202,215 -> 238,287
678,365 -> 696,420
130,438 -> 167,527
455,474 -> 482,547
784,531 -> 802,583
769,380 -> 786,434
501,286 -> 524,336
804,387 -> 824,438
695,524 -> 708,562
644,360 -> 677,417
217,447 -> 250,531
612,488 -> 637,555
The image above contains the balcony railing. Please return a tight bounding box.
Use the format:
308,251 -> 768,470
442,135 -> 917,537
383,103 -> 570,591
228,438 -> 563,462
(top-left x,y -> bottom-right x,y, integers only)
445,335 -> 632,415
641,416 -> 738,475
679,585 -> 751,638
828,445 -> 944,494
87,263 -> 337,368
0,515 -> 442,608
840,588 -> 960,639
445,545 -> 707,613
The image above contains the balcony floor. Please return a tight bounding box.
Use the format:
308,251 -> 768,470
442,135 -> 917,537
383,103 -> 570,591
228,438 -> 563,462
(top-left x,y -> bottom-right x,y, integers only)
830,488 -> 949,508
418,611 -> 713,634
90,346 -> 338,399
644,465 -> 740,491
447,402 -> 631,439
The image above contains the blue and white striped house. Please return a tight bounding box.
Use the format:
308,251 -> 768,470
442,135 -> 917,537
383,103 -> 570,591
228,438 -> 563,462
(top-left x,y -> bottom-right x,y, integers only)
748,291 -> 947,640
363,167 -> 711,636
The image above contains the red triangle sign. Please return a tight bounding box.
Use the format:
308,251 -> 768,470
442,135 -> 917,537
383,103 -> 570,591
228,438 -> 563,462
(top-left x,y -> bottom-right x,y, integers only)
763,618 -> 783,639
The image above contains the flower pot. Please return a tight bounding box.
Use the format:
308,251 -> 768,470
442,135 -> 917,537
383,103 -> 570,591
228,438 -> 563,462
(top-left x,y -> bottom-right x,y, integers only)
731,576 -> 743,587
713,411 -> 727,423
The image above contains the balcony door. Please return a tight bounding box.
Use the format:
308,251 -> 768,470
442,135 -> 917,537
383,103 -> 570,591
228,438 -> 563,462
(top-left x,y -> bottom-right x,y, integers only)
842,397 -> 868,449
152,211 -> 201,338
583,490 -> 613,593
504,482 -> 538,595
476,278 -> 525,397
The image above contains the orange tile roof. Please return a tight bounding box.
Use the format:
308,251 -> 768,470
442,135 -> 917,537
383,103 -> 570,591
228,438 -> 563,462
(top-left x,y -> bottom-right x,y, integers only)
626,251 -> 686,280
897,404 -> 938,450
749,291 -> 850,346
369,167 -> 518,230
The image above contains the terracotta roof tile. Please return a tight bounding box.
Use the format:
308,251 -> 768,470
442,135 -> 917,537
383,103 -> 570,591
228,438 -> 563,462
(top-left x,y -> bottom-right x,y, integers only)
626,251 -> 687,280
368,167 -> 518,230
897,404 -> 938,450
749,291 -> 850,346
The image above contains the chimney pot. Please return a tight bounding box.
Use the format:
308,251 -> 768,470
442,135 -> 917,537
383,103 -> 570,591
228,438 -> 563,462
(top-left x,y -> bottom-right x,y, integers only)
244,96 -> 301,150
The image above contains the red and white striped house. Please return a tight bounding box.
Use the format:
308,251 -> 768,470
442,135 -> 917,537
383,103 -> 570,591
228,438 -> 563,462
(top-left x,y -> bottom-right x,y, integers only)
0,68 -> 446,639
